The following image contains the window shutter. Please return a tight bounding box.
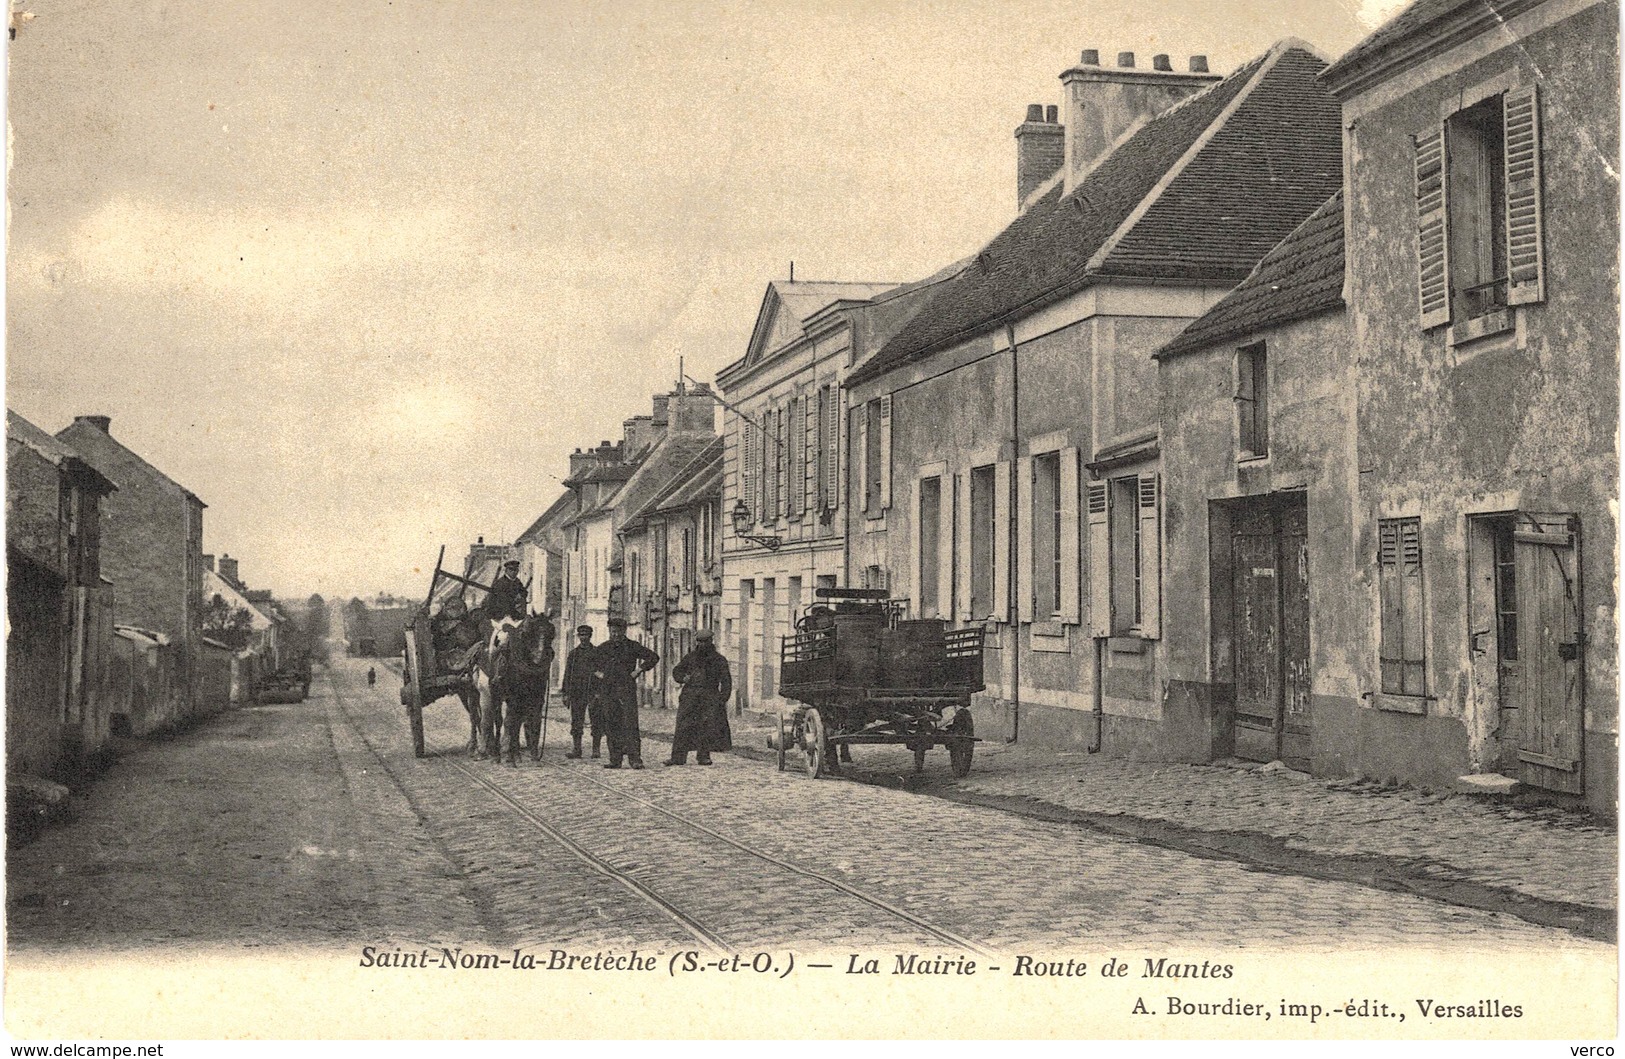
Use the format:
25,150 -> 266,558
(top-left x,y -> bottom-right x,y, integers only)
1415,124 -> 1451,329
878,394 -> 893,510
1059,447 -> 1081,624
758,413 -> 769,521
775,407 -> 787,521
741,420 -> 757,523
955,468 -> 972,622
824,387 -> 841,509
1137,473 -> 1161,639
992,461 -> 1011,622
1016,456 -> 1034,623
937,473 -> 955,620
856,401 -> 870,515
1087,481 -> 1111,637
805,394 -> 817,515
763,409 -> 776,522
1503,84 -> 1545,306
790,397 -> 804,517
909,479 -> 924,617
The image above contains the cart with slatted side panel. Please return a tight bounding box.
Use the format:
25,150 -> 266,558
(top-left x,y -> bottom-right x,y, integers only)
772,588 -> 985,778
399,545 -> 494,757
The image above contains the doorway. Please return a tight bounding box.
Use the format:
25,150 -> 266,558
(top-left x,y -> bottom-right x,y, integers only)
1467,512 -> 1584,793
1222,493 -> 1310,768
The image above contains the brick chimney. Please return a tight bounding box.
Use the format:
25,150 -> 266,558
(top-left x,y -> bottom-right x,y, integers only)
568,447 -> 595,480
1059,48 -> 1221,193
1015,102 -> 1065,211
651,394 -> 671,427
667,382 -> 716,435
74,415 -> 112,435
218,554 -> 240,587
623,414 -> 658,454
202,554 -> 216,573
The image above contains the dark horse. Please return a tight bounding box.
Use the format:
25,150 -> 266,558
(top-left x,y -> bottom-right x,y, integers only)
478,613 -> 555,766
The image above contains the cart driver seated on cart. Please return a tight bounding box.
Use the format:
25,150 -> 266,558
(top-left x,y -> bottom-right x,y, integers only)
431,594 -> 487,675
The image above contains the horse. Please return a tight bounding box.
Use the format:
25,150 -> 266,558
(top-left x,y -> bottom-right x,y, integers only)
475,613 -> 554,765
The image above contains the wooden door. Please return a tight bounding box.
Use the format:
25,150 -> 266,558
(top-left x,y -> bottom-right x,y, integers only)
1514,513 -> 1584,794
1230,498 -> 1310,766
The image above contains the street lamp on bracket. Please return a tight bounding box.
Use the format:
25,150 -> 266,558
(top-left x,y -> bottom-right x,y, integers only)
729,498 -> 783,551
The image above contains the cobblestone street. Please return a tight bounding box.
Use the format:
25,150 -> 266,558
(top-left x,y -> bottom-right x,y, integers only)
7,659 -> 1611,962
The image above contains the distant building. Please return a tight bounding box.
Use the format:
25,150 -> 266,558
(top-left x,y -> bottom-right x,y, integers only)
57,415 -> 207,726
6,411 -> 117,780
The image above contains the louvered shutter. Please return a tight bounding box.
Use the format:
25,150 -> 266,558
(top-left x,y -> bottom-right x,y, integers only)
1137,473 -> 1161,639
1016,456 -> 1034,622
824,387 -> 841,510
1503,84 -> 1545,306
1059,448 -> 1081,624
909,478 -> 923,616
878,394 -> 893,510
856,400 -> 870,515
992,461 -> 1011,622
1415,124 -> 1451,329
775,407 -> 787,521
803,395 -> 816,516
788,397 -> 803,518
955,468 -> 972,621
762,409 -> 775,523
741,419 -> 757,524
756,414 -> 768,522
1087,481 -> 1111,637
937,473 -> 955,619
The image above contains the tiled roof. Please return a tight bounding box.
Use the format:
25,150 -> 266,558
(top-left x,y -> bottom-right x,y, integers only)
516,491 -> 574,545
624,438 -> 722,529
1159,190 -> 1345,359
849,42 -> 1342,388
608,432 -> 718,530
1319,0 -> 1537,92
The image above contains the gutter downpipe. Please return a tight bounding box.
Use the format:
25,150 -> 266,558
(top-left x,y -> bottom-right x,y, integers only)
1005,324 -> 1021,745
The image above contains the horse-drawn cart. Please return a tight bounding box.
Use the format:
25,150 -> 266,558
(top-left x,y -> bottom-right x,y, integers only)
399,546 -> 493,757
772,588 -> 985,778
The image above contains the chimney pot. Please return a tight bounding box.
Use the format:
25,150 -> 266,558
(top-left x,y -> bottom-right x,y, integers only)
1189,55 -> 1209,73
1117,51 -> 1135,67
1024,103 -> 1044,122
1153,53 -> 1172,71
1045,104 -> 1058,123
75,415 -> 112,435
1079,48 -> 1099,65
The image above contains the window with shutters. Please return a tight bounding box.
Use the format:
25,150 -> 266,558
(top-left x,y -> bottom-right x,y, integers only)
969,465 -> 996,618
1090,473 -> 1160,638
1109,477 -> 1141,632
791,395 -> 807,518
1414,82 -> 1544,334
864,398 -> 883,514
1378,517 -> 1427,697
1236,343 -> 1268,460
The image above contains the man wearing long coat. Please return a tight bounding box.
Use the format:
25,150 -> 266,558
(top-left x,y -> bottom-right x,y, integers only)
666,629 -> 732,766
593,616 -> 658,769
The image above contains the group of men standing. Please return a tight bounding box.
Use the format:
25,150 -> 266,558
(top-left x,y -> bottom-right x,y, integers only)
561,619 -> 733,770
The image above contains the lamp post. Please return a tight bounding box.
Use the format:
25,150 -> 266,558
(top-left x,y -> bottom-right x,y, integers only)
729,499 -> 783,551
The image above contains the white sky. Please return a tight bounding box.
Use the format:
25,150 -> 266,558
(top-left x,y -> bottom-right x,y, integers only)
7,0 -> 1383,600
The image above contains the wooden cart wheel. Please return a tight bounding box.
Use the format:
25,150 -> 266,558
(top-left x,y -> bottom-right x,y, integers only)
948,710 -> 974,778
802,707 -> 827,779
776,714 -> 789,772
408,682 -> 426,758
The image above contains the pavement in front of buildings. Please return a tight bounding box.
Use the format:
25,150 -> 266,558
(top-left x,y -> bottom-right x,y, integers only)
632,699 -> 1617,943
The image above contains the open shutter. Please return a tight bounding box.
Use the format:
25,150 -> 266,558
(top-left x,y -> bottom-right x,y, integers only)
855,401 -> 870,515
992,461 -> 1011,622
1016,456 -> 1034,623
1137,473 -> 1161,639
790,397 -> 804,517
776,407 -> 787,520
1059,447 -> 1081,624
909,479 -> 923,616
1415,124 -> 1451,329
741,419 -> 757,523
878,394 -> 893,510
1087,481 -> 1111,637
1503,84 -> 1545,306
937,473 -> 955,620
824,387 -> 841,510
955,468 -> 973,621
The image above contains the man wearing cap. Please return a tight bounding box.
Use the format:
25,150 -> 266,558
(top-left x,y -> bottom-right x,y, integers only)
485,559 -> 528,624
593,616 -> 659,769
666,628 -> 732,766
561,625 -> 600,759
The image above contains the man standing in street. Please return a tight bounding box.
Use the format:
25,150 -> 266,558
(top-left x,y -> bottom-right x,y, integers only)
666,628 -> 732,766
561,625 -> 599,759
485,559 -> 528,623
594,616 -> 658,770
